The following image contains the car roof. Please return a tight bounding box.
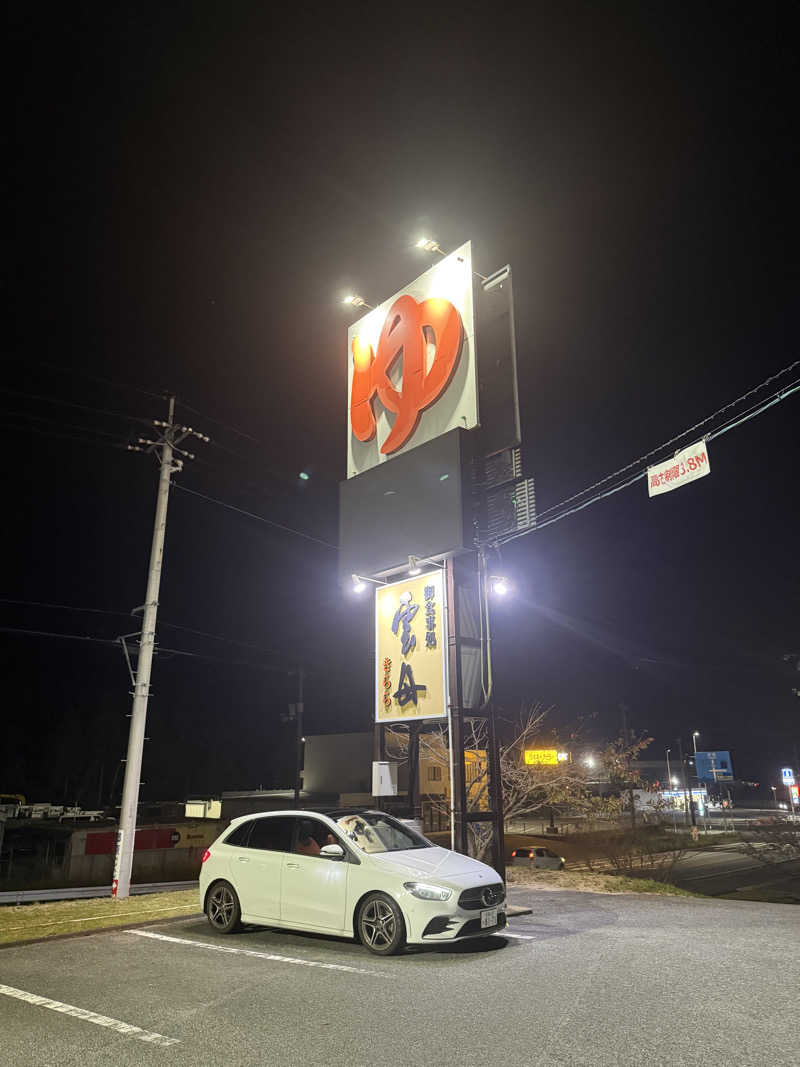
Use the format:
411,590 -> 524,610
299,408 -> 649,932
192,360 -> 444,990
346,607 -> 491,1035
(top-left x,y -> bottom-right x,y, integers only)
228,807 -> 385,825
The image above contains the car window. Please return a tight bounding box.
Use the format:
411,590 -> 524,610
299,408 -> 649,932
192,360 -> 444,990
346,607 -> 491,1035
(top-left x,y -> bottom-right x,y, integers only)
534,848 -> 546,857
293,817 -> 339,857
334,812 -> 432,853
248,816 -> 294,852
224,821 -> 253,847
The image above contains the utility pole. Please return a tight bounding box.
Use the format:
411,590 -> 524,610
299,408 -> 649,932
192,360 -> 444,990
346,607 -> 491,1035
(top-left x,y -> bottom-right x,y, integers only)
677,736 -> 697,834
112,397 -> 208,899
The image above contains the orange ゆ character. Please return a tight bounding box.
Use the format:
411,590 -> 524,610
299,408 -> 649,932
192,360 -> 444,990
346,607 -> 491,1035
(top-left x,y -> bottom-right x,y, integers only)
350,295 -> 463,454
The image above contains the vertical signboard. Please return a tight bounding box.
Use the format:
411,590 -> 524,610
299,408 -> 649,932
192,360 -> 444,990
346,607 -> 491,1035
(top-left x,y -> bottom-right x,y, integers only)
375,571 -> 448,722
347,242 -> 478,479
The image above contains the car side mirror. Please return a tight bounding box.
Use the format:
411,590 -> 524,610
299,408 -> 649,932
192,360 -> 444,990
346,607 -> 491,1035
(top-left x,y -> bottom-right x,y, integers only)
320,843 -> 345,860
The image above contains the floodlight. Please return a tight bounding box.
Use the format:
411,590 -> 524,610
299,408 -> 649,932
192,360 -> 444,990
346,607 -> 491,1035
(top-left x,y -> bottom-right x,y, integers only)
351,574 -> 367,594
343,293 -> 373,309
490,576 -> 510,596
408,555 -> 422,576
416,237 -> 445,255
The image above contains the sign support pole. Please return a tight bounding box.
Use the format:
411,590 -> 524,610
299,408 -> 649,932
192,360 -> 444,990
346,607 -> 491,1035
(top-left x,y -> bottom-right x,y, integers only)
446,557 -> 468,854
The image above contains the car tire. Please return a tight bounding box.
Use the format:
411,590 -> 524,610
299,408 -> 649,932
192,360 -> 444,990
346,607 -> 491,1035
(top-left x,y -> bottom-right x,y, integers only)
205,880 -> 242,934
357,892 -> 406,956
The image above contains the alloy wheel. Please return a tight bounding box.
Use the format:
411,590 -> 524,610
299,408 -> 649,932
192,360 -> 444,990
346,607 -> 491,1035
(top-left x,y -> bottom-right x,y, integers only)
208,884 -> 236,929
360,898 -> 397,949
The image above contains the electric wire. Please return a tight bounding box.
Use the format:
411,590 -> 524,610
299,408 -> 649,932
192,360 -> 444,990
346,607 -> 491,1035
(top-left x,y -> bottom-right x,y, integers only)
496,377 -> 800,546
0,598 -> 289,659
533,360 -> 799,523
0,411 -> 127,440
6,357 -> 166,403
173,483 -> 337,550
0,626 -> 290,671
0,386 -> 149,426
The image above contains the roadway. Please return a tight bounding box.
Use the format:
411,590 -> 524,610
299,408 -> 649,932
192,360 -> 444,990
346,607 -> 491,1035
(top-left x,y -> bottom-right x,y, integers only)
1,887 -> 797,1066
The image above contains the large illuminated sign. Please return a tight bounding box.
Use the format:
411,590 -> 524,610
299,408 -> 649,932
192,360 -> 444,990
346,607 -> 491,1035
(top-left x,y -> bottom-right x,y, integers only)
375,571 -> 447,723
347,241 -> 477,478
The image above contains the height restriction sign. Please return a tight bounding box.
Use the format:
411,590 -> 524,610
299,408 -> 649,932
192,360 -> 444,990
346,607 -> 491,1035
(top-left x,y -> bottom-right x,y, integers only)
648,440 -> 710,497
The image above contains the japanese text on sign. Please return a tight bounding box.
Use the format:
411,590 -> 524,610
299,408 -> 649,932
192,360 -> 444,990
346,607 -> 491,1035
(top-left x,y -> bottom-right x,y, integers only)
375,571 -> 447,723
648,440 -> 710,497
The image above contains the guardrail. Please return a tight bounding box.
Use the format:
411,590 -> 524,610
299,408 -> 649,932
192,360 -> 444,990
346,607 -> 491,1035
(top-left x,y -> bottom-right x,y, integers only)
0,880 -> 199,905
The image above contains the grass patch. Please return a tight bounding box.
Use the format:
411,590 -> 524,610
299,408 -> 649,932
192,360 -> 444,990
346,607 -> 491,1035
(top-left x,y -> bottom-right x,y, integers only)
507,867 -> 698,897
0,889 -> 201,946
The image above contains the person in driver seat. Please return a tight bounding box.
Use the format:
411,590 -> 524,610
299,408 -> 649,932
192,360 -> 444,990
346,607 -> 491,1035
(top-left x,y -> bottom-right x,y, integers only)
295,820 -> 321,856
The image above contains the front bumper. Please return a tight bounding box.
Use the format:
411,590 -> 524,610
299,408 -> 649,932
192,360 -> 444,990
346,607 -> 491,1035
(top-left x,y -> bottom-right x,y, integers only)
420,909 -> 507,940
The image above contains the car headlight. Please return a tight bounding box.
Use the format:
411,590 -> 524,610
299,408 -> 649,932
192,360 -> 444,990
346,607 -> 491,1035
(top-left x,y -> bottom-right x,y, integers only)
403,881 -> 452,901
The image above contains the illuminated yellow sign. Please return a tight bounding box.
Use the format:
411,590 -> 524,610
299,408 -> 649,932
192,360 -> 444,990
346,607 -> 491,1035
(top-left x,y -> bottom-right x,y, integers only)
524,749 -> 559,766
375,571 -> 447,723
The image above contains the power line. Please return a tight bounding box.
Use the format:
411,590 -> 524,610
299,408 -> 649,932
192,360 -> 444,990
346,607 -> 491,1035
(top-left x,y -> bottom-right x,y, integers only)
497,376 -> 800,546
174,398 -> 265,448
0,625 -> 289,671
534,359 -> 799,523
173,483 -> 337,550
0,597 -> 296,660
4,423 -> 124,450
6,357 -> 166,404
0,386 -> 149,426
1,411 -> 128,440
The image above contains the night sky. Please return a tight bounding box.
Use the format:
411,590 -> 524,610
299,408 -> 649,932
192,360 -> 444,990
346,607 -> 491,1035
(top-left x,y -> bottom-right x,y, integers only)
4,5 -> 797,806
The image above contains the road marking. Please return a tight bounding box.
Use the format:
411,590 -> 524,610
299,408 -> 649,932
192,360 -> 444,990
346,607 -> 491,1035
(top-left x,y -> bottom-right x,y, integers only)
503,931 -> 537,940
0,984 -> 180,1047
127,929 -> 385,975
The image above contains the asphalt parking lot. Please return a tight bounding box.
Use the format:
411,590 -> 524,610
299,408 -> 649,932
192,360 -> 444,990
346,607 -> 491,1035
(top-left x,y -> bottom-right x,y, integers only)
1,886 -> 797,1067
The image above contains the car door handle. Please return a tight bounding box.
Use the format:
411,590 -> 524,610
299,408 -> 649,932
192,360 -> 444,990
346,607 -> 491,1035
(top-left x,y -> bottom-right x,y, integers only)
237,856 -> 250,862
286,862 -> 300,869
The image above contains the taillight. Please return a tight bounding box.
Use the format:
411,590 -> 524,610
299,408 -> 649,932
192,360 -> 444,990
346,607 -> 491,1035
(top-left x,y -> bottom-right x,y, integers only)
201,849 -> 211,863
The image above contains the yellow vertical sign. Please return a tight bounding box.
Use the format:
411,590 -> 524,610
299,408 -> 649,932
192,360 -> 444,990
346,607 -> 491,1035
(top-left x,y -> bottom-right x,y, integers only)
375,570 -> 448,722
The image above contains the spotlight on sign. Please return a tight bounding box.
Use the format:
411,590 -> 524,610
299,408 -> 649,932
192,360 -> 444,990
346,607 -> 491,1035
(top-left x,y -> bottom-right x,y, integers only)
343,293 -> 373,310
408,555 -> 422,576
351,574 -> 366,594
490,576 -> 510,596
415,237 -> 445,255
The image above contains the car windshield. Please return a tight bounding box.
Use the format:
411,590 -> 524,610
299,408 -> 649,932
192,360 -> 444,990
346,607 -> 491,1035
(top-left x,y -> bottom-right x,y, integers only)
333,812 -> 433,854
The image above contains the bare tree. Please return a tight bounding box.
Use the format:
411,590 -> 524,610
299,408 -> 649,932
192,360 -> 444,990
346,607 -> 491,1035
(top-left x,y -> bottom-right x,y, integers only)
386,705 -> 652,860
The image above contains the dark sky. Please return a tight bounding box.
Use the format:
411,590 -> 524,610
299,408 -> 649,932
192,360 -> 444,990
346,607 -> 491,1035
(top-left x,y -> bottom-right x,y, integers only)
4,4 -> 798,805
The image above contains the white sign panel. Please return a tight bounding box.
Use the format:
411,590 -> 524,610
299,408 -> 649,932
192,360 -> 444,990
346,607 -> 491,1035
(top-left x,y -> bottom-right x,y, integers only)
781,767 -> 795,786
347,241 -> 477,479
648,439 -> 710,497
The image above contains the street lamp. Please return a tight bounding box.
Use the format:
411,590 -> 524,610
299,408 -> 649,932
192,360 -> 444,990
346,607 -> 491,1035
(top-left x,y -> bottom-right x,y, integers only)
771,785 -> 777,809
692,731 -> 700,754
583,755 -> 596,769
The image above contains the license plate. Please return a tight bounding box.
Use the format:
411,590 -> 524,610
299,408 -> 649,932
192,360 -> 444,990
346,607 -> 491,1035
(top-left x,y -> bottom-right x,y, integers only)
480,907 -> 498,929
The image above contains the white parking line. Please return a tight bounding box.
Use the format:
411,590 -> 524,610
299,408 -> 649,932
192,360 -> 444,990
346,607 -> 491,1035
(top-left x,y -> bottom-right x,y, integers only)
0,983 -> 180,1047
127,929 -> 385,975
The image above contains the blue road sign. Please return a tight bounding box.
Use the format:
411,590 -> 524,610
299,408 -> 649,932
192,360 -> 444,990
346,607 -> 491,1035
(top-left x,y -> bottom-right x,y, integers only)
695,750 -> 733,782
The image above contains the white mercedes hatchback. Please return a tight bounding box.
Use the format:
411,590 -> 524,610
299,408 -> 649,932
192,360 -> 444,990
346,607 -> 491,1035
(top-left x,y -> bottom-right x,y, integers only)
199,808 -> 506,955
